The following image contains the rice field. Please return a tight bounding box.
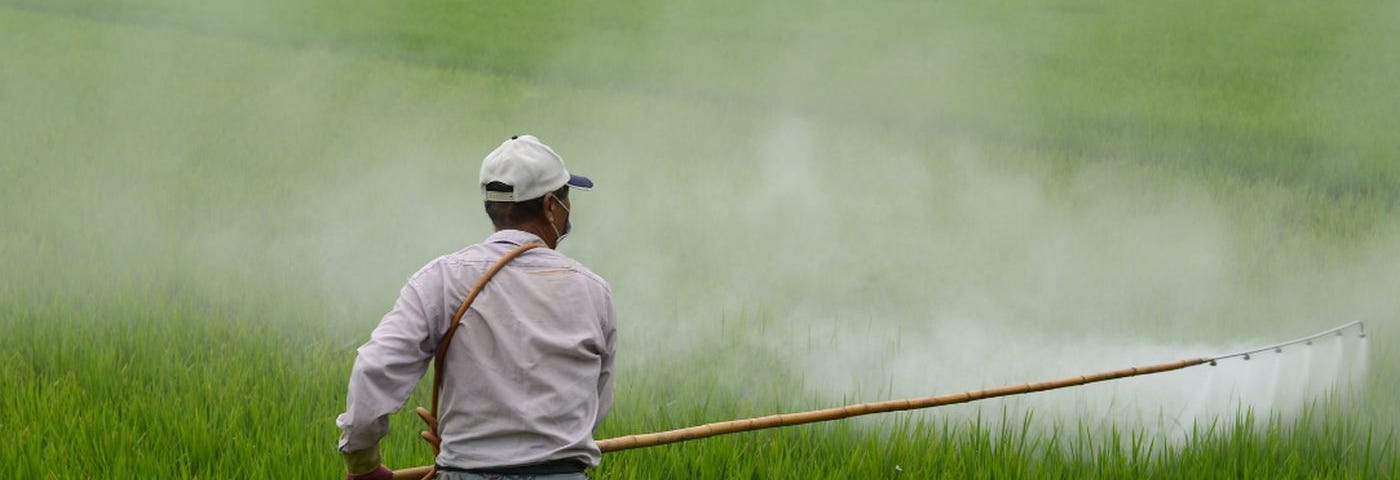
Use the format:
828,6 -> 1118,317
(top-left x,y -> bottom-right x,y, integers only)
2,0 -> 1398,478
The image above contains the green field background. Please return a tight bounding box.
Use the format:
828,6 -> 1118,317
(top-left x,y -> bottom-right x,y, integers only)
2,1 -> 1398,478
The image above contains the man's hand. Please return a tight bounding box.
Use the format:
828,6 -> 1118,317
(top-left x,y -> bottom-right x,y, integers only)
343,445 -> 393,480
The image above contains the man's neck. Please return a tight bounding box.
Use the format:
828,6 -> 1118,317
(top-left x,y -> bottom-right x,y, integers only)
495,222 -> 556,249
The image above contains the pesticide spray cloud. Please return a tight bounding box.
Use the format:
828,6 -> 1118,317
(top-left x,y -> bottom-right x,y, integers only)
593,113 -> 1391,439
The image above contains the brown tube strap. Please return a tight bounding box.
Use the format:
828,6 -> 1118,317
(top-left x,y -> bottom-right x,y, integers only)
414,242 -> 543,480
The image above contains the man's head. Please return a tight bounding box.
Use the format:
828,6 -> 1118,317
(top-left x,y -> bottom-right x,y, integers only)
479,135 -> 592,248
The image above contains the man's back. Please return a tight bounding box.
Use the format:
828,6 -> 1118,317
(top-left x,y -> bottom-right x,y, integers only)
336,230 -> 616,470
430,230 -> 615,468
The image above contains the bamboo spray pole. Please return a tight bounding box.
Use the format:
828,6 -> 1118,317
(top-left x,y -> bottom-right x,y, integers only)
390,357 -> 1209,480
389,320 -> 1364,480
597,357 -> 1210,453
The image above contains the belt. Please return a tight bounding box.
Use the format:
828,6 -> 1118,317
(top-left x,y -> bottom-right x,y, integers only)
437,458 -> 588,475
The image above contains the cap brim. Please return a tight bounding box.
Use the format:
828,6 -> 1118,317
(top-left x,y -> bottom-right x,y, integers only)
568,174 -> 594,190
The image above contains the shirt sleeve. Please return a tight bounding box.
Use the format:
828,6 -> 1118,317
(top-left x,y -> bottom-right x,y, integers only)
594,287 -> 618,428
336,271 -> 443,453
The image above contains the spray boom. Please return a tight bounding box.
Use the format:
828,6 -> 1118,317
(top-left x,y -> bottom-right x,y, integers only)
1208,320 -> 1366,366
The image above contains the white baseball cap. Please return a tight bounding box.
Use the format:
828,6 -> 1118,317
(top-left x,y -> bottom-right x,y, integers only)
479,134 -> 594,202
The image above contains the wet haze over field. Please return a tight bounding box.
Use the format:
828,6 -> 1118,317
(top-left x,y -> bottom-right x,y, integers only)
2,0 -> 1398,475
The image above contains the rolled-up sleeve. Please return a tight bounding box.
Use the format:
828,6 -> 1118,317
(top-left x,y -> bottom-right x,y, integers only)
336,273 -> 441,453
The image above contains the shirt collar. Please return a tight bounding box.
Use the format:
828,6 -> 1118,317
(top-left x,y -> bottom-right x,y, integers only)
488,229 -> 547,247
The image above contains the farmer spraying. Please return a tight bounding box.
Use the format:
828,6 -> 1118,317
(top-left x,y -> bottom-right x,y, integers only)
336,135 -> 617,480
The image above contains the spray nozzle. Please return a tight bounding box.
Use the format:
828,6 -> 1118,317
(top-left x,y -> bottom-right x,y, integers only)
1274,347 -> 1283,353
1209,360 -> 1217,366
1242,354 -> 1251,360
1305,340 -> 1313,346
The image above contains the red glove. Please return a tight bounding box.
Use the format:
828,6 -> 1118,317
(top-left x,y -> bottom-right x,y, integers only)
347,465 -> 394,480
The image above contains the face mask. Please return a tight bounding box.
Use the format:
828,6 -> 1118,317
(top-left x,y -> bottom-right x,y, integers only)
549,195 -> 572,245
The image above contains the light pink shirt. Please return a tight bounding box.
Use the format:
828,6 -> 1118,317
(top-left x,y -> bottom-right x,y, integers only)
337,229 -> 616,469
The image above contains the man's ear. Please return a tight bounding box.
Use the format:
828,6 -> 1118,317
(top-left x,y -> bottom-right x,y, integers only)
543,193 -> 559,221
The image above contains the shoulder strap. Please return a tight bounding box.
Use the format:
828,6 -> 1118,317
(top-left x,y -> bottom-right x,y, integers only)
429,242 -> 543,422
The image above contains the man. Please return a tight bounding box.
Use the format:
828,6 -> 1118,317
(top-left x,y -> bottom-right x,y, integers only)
336,135 -> 617,480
